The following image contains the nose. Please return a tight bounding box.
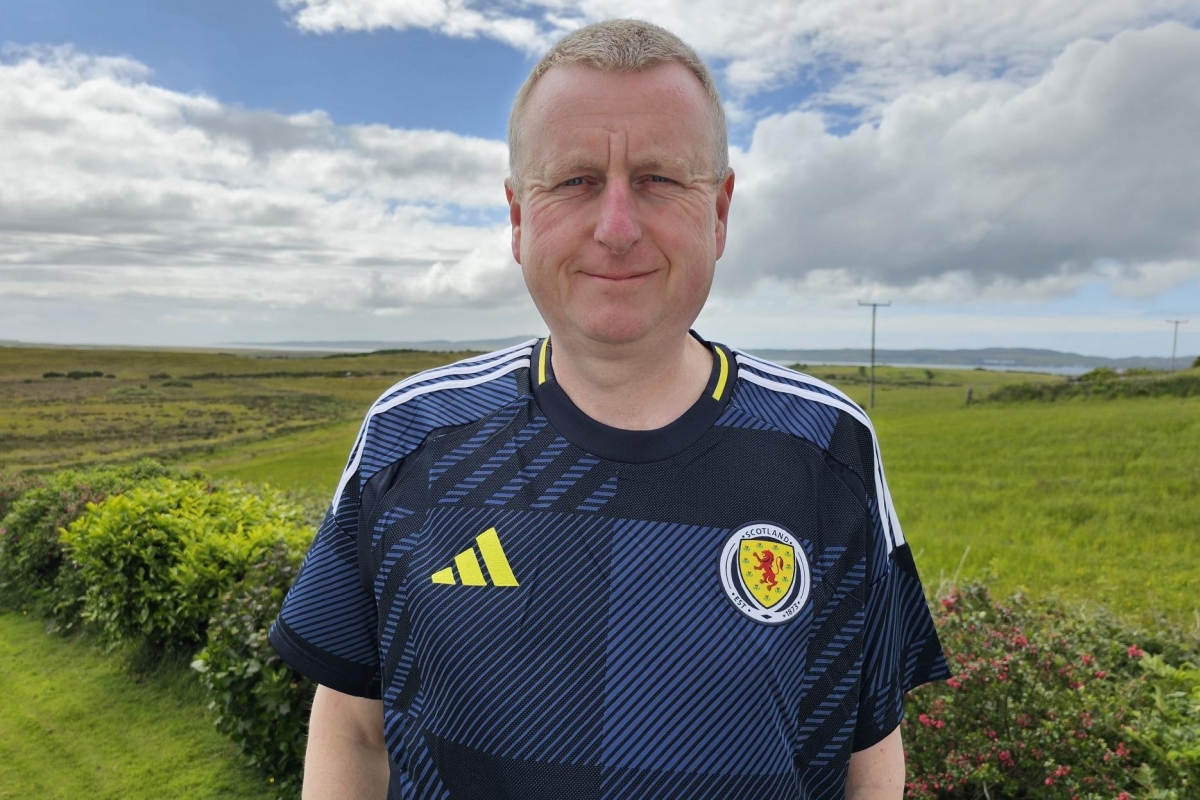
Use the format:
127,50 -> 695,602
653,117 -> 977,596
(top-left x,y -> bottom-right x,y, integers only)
594,181 -> 641,255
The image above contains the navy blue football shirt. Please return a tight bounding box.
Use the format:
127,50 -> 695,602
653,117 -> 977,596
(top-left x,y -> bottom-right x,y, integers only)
270,335 -> 949,799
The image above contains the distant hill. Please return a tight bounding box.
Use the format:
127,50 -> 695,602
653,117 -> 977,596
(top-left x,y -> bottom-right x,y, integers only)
7,338 -> 1189,372
227,341 -> 1192,372
228,336 -> 537,353
744,347 -> 1190,372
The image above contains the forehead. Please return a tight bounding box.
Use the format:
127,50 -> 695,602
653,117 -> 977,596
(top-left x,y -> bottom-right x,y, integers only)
519,63 -> 715,173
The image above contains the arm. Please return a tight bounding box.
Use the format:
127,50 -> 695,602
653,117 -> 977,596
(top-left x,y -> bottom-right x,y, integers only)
303,684 -> 390,800
844,725 -> 904,800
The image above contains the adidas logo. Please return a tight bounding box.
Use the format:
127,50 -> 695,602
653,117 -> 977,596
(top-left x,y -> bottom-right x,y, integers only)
431,527 -> 520,587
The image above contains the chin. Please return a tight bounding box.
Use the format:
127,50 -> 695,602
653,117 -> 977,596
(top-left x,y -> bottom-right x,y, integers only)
574,306 -> 670,347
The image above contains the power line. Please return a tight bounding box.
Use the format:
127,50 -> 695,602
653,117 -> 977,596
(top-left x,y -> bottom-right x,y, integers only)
1167,319 -> 1189,372
858,301 -> 891,409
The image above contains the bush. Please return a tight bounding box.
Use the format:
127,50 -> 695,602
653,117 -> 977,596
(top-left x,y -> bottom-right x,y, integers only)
61,477 -> 310,653
0,461 -> 175,618
989,371 -> 1200,402
1193,355 -> 1200,369
1078,366 -> 1120,383
193,536 -> 315,800
905,582 -> 1200,798
0,472 -> 44,526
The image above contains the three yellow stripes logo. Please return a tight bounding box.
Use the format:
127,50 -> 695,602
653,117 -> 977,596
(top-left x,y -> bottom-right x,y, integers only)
431,527 -> 519,587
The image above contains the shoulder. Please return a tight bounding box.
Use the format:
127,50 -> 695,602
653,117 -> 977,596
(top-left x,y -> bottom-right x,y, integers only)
726,348 -> 906,555
333,340 -> 536,513
727,348 -> 875,447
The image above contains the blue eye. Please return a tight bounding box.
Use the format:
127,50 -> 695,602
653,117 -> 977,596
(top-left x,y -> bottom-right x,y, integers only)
563,177 -> 586,187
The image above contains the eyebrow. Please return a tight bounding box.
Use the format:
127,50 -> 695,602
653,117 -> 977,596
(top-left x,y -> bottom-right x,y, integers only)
532,154 -> 710,184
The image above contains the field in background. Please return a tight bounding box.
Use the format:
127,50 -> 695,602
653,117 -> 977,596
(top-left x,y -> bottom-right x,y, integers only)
2,346 -> 1197,628
0,346 -> 476,479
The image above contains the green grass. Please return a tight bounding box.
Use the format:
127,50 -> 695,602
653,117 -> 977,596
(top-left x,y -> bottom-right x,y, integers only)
840,379 -> 1200,630
198,420 -> 362,497
0,613 -> 274,800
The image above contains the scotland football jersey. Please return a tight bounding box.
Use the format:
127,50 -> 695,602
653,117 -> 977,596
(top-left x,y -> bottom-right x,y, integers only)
270,335 -> 949,800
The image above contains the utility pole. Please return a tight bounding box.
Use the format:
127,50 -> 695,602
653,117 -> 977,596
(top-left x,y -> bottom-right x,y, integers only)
858,301 -> 891,409
1167,319 -> 1188,372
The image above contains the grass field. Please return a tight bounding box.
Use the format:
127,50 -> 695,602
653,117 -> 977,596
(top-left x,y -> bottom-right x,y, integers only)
0,346 -> 478,472
3,345 -> 1198,627
0,612 -> 273,800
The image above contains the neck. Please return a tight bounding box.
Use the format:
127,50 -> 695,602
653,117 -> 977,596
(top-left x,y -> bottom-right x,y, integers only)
548,330 -> 713,430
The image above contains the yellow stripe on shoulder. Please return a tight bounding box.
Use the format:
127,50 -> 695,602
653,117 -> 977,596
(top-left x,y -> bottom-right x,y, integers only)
538,338 -> 549,385
712,346 -> 729,400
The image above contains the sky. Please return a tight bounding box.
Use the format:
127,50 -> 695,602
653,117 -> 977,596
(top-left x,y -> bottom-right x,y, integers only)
2,0 -> 1199,358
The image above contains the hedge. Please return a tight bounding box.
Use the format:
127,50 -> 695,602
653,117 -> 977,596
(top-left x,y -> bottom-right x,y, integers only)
192,538 -> 315,798
0,460 -> 178,621
989,369 -> 1200,402
0,465 -> 316,799
61,477 -> 310,652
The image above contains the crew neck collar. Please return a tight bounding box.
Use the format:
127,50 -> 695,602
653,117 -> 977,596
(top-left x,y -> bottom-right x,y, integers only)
529,332 -> 735,464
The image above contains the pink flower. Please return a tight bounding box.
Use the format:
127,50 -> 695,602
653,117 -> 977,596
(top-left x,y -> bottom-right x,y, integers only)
1127,644 -> 1144,659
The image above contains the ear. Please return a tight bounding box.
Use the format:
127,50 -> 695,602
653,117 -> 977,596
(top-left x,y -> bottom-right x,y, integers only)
714,169 -> 735,260
505,178 -> 522,265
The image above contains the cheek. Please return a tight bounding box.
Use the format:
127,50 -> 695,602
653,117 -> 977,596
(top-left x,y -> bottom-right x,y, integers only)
521,205 -> 575,267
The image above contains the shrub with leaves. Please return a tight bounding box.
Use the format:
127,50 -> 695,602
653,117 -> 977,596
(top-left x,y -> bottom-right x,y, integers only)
904,582 -> 1200,798
989,371 -> 1200,402
0,460 -> 174,617
61,477 -> 310,652
0,472 -> 44,524
1125,653 -> 1200,794
193,536 -> 315,800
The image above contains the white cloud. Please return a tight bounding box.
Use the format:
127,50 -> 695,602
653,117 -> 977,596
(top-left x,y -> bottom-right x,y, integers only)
0,46 -> 519,315
278,0 -> 1200,102
279,0 -> 559,53
4,12 -> 1199,350
1100,260 -> 1200,300
722,22 -> 1200,296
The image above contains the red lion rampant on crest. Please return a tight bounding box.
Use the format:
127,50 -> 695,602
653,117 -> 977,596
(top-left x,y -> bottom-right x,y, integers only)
753,549 -> 784,589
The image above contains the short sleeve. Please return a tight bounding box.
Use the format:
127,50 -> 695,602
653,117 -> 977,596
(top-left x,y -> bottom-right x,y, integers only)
852,542 -> 950,750
269,493 -> 382,699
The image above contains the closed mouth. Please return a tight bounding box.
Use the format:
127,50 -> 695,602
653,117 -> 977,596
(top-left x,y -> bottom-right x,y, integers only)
579,269 -> 656,282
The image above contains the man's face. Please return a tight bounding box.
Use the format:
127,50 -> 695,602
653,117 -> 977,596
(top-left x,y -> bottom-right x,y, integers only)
506,63 -> 734,349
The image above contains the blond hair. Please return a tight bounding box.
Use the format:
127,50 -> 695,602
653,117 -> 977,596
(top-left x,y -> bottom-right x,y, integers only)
507,19 -> 729,193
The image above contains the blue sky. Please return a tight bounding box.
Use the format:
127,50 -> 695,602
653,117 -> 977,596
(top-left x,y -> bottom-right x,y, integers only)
3,0 -> 529,137
2,0 -> 1198,358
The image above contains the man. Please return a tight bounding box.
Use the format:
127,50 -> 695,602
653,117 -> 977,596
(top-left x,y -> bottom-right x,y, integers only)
270,19 -> 949,800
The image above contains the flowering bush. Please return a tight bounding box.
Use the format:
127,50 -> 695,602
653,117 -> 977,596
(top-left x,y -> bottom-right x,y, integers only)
904,582 -> 1200,798
0,472 -> 43,524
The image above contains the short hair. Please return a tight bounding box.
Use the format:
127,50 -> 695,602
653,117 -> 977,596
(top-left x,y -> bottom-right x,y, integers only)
507,19 -> 729,194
